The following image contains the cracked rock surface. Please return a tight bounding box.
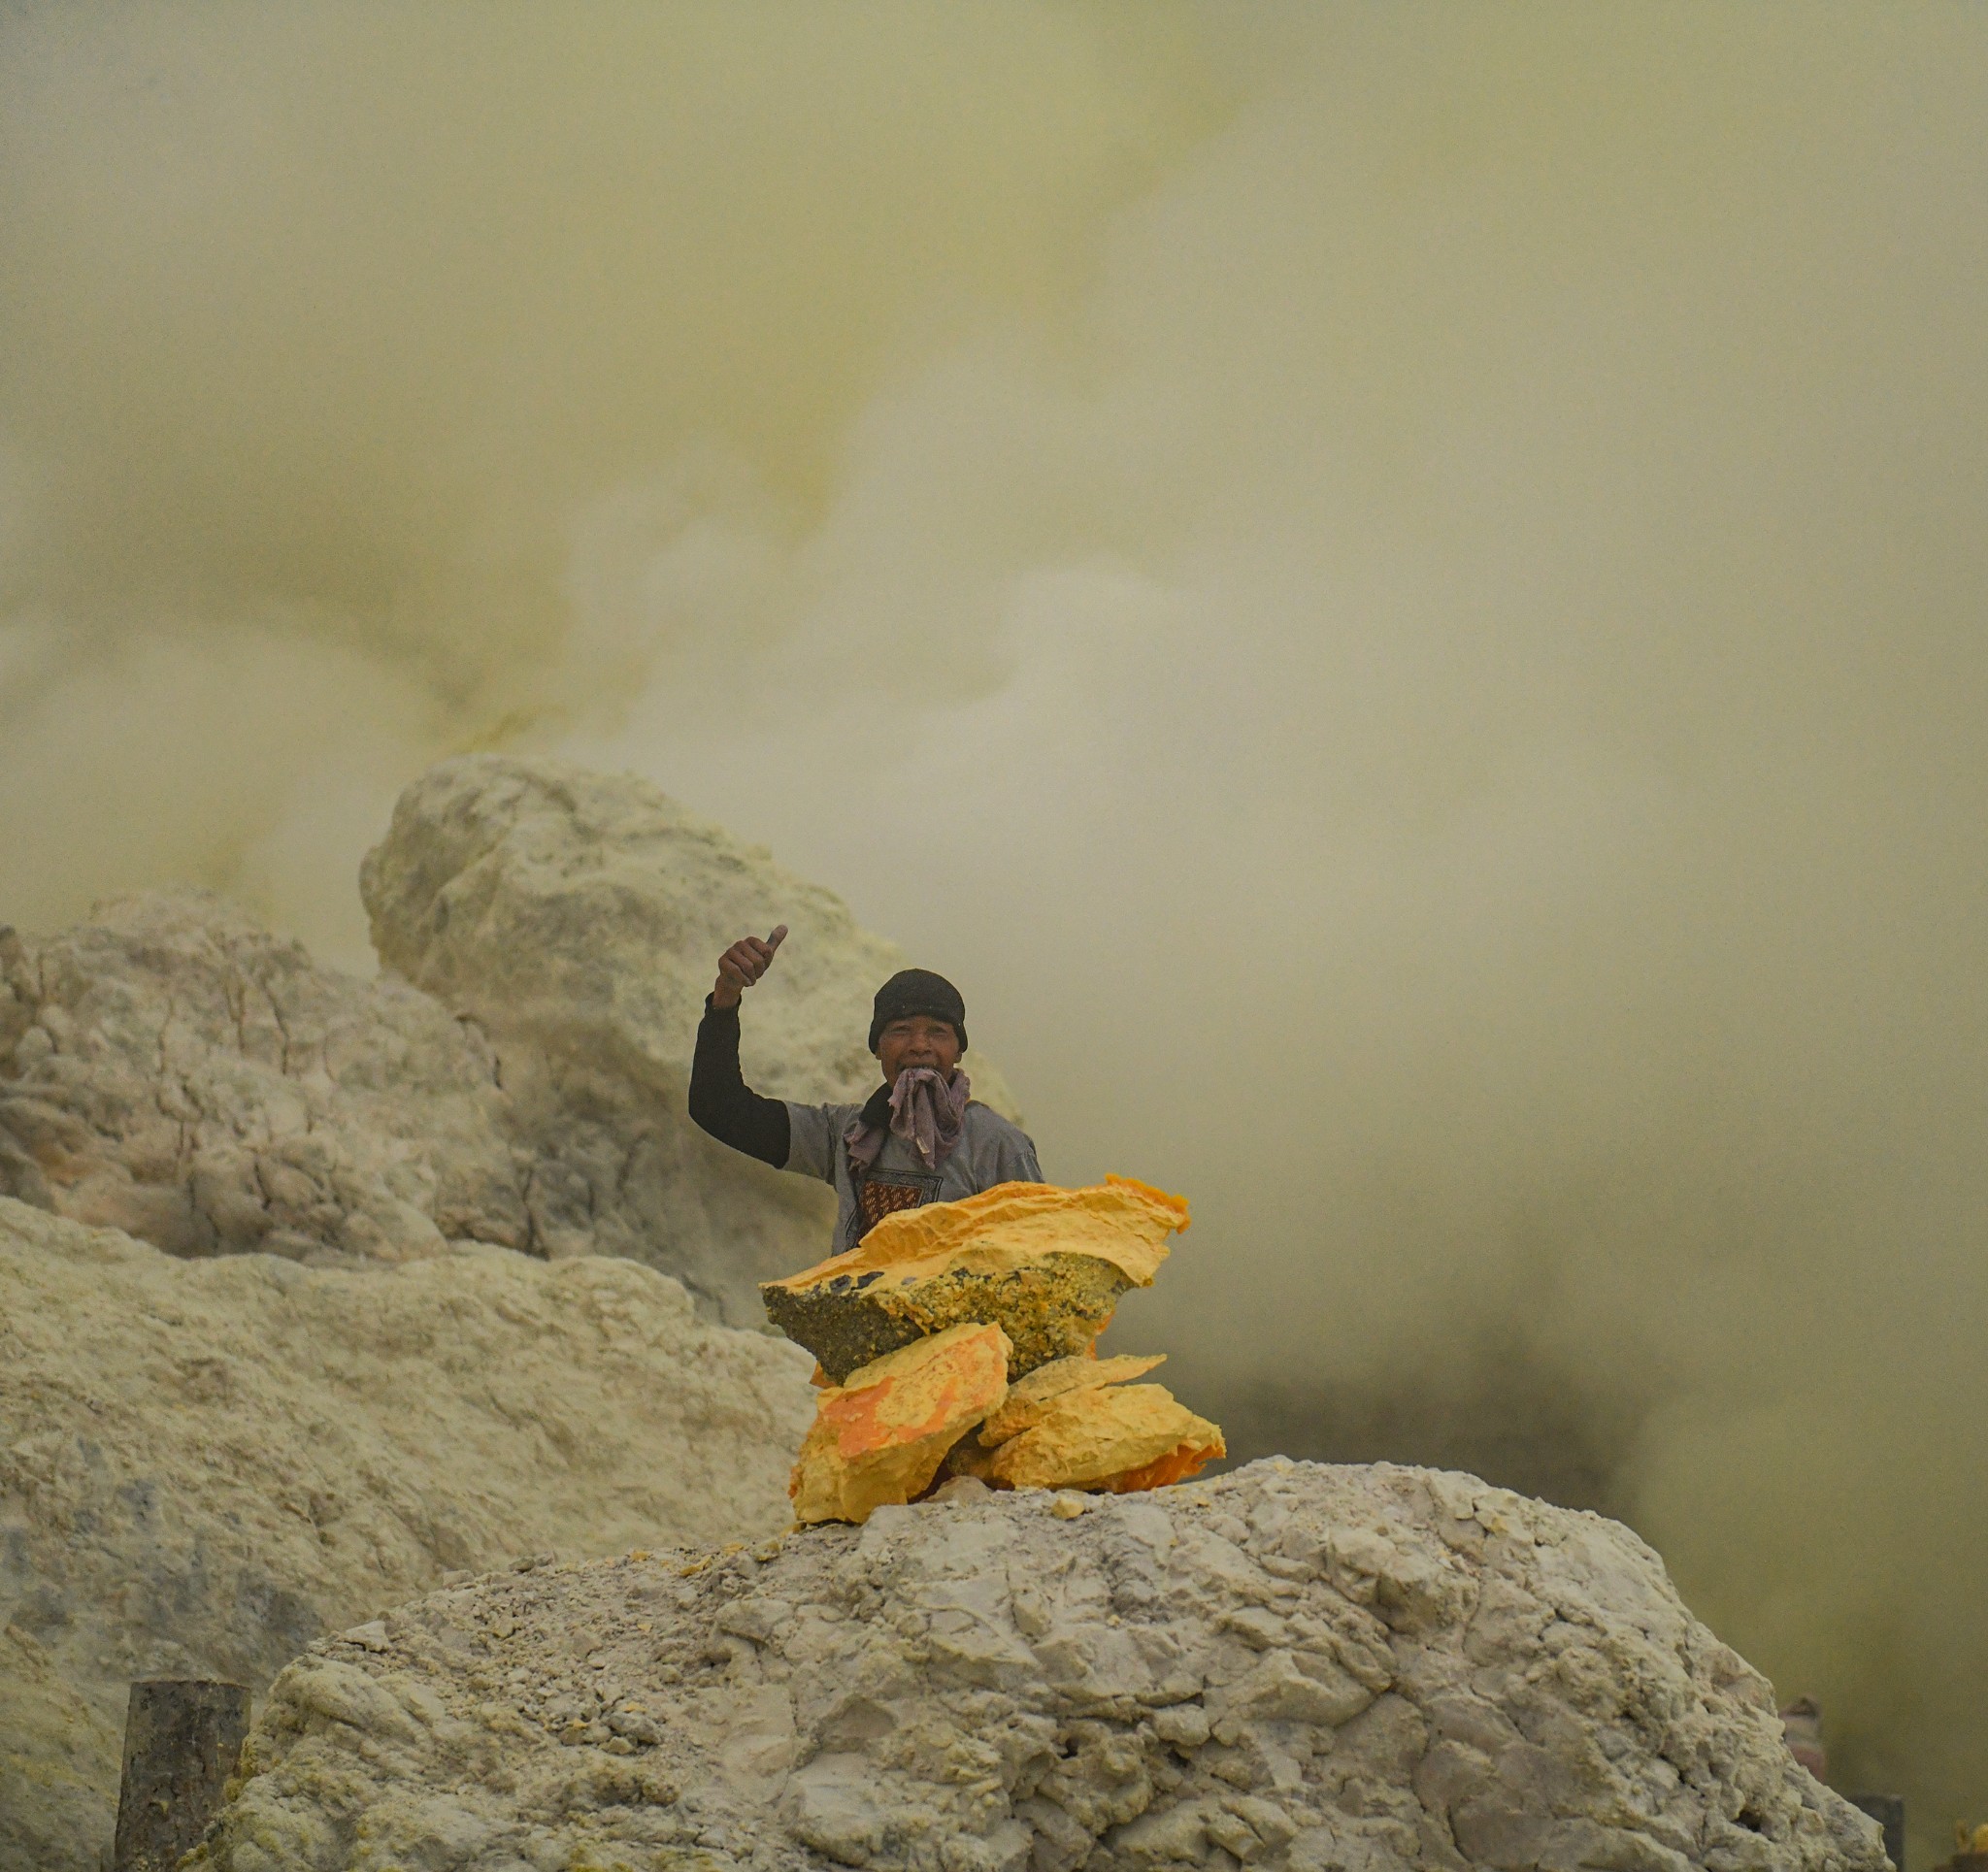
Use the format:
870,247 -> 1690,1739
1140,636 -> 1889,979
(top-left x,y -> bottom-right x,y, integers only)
198,1460 -> 1882,1872
0,1196 -> 814,1871
0,890 -> 530,1266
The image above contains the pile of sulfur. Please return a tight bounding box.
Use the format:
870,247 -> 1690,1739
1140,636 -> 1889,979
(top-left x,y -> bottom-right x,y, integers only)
760,1178 -> 1225,1524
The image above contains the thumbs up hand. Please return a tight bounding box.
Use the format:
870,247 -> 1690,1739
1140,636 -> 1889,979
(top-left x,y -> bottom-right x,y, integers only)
712,925 -> 787,1009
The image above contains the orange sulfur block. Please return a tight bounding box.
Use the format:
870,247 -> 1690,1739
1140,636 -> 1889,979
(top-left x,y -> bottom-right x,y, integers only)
987,1383 -> 1224,1495
762,1177 -> 1190,1384
790,1321 -> 1012,1526
978,1352 -> 1168,1446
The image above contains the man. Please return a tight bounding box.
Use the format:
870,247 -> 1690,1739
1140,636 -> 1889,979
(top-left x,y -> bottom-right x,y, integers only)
688,925 -> 1043,1254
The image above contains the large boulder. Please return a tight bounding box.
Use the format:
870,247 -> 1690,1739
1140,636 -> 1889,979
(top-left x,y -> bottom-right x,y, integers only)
0,1196 -> 814,1872
360,754 -> 1023,1321
0,891 -> 531,1265
196,1460 -> 1882,1872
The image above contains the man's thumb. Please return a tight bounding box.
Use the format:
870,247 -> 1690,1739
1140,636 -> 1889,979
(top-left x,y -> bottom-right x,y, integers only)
766,924 -> 788,951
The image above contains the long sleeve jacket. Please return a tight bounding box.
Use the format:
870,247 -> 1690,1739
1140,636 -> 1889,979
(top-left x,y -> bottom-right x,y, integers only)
688,996 -> 1043,1255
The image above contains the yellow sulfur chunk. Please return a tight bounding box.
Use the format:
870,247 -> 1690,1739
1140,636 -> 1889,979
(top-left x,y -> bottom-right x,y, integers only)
789,1322 -> 1011,1526
988,1383 -> 1224,1495
762,1178 -> 1191,1383
979,1353 -> 1168,1447
770,1175 -> 1189,1296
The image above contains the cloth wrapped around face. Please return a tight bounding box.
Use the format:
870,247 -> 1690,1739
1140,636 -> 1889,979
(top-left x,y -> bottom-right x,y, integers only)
844,1066 -> 971,1171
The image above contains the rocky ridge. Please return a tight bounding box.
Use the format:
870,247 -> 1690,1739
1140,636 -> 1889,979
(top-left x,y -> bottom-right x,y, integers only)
0,1195 -> 813,1870
0,890 -> 530,1265
196,1460 -> 1884,1872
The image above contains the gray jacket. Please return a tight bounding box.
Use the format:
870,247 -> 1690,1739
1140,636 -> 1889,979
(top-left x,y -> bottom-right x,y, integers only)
785,1097 -> 1044,1256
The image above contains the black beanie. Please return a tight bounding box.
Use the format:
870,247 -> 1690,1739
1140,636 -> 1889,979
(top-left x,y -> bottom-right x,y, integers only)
868,969 -> 968,1056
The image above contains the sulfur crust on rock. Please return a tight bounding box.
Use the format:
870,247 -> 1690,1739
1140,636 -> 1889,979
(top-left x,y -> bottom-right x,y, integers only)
979,1352 -> 1168,1446
762,1178 -> 1191,1383
0,1625 -> 119,1872
790,1323 -> 1011,1526
2,758 -> 1030,1328
765,1253 -> 1134,1386
780,1175 -> 1190,1291
988,1382 -> 1225,1494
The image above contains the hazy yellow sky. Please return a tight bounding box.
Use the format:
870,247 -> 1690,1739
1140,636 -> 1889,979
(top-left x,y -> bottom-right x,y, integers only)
4,4 -> 1985,1846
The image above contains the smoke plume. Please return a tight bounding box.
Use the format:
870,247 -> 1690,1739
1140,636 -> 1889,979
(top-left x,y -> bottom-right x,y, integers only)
5,4 -> 1985,1850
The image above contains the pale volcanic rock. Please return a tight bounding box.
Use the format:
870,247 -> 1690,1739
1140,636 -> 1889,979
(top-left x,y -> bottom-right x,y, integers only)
0,1196 -> 814,1872
196,1461 -> 1883,1872
361,754 -> 1024,1322
0,890 -> 530,1265
0,1623 -> 119,1872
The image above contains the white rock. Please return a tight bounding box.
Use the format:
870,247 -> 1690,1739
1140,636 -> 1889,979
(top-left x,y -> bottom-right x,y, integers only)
195,1461 -> 1887,1872
361,753 -> 1020,1120
0,891 -> 529,1264
360,753 -> 1022,1321
0,1196 -> 814,1871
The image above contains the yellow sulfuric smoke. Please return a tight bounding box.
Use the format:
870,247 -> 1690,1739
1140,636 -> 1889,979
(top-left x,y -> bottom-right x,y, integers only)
4,5 -> 1985,1854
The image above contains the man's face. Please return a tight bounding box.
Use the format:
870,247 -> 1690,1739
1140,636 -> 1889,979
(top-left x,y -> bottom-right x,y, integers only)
878,1014 -> 962,1086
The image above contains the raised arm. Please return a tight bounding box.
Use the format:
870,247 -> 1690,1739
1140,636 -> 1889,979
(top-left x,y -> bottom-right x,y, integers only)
710,926 -> 786,1009
688,927 -> 791,1167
